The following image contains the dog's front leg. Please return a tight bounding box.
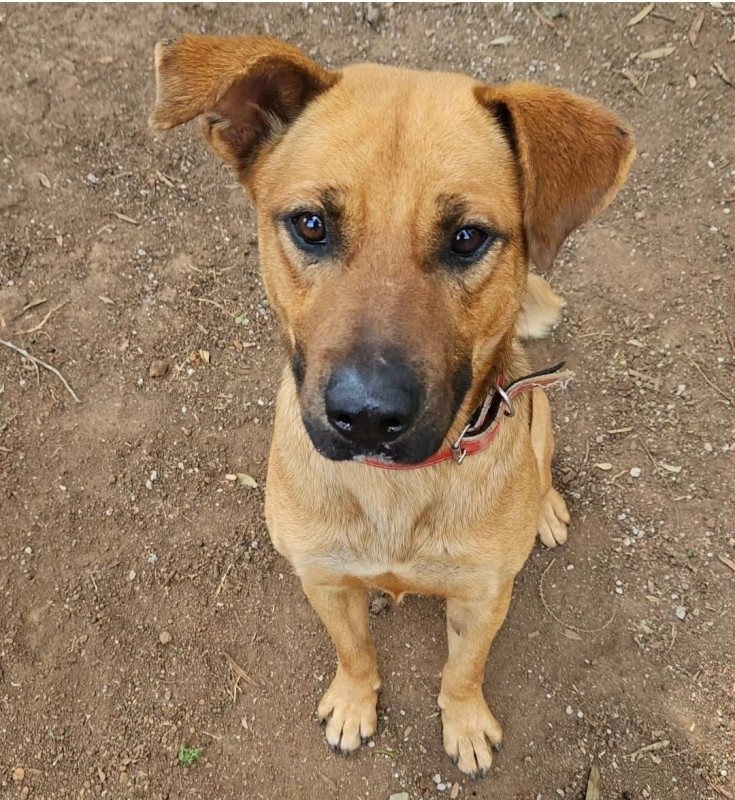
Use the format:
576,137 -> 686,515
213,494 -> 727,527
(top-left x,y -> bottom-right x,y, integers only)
439,581 -> 513,778
302,580 -> 381,753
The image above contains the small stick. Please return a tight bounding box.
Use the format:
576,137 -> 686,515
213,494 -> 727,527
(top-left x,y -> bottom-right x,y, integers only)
666,621 -> 677,653
627,739 -> 670,761
687,354 -> 734,407
0,339 -> 81,403
214,562 -> 233,597
620,69 -> 646,96
15,301 -> 68,335
196,297 -> 236,318
708,779 -> 735,800
718,554 -> 735,573
531,5 -> 555,28
223,651 -> 259,688
539,558 -> 617,635
726,331 -> 735,359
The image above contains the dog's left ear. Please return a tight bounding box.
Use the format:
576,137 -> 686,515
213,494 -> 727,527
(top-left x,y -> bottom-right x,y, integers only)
150,35 -> 339,179
475,83 -> 636,271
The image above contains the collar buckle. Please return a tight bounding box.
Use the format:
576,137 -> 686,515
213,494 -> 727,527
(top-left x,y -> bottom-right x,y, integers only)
451,422 -> 472,464
495,385 -> 516,418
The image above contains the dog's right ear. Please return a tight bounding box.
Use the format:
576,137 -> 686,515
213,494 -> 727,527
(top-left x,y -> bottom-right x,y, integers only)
150,35 -> 339,179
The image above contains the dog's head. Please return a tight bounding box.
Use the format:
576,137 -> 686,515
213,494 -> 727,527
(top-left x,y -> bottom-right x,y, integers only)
151,35 -> 635,464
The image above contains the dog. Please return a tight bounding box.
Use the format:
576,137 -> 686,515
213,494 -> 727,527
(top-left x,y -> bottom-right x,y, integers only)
150,34 -> 635,779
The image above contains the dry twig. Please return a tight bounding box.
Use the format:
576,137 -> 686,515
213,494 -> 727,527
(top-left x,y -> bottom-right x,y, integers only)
224,651 -> 259,689
15,301 -> 67,335
687,354 -> 734,407
0,339 -> 81,403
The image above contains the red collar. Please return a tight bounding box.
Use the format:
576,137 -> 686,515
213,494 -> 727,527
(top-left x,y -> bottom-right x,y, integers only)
362,362 -> 574,470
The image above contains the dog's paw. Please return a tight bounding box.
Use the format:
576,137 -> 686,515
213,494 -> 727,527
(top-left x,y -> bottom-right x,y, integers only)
318,668 -> 379,754
439,692 -> 503,778
537,486 -> 570,548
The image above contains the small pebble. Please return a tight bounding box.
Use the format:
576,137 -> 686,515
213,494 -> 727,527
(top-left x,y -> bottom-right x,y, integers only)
128,570 -> 136,582
12,767 -> 25,783
149,359 -> 168,378
159,631 -> 172,644
370,595 -> 390,615
450,784 -> 461,799
629,467 -> 642,478
433,773 -> 442,784
675,606 -> 687,621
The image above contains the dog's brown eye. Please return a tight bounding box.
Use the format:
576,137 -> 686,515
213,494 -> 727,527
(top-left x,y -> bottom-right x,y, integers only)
451,226 -> 488,256
293,212 -> 326,244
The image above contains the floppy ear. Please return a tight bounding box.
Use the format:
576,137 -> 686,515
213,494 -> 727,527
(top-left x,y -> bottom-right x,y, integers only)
150,35 -> 339,178
475,83 -> 636,271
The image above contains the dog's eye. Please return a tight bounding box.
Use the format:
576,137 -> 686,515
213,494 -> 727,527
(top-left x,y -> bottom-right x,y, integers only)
292,212 -> 327,245
451,226 -> 488,257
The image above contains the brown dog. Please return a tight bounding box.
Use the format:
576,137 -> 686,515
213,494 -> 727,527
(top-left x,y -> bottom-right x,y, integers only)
151,35 -> 635,778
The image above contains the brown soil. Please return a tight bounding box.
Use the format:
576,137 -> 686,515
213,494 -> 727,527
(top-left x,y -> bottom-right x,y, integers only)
1,4 -> 734,800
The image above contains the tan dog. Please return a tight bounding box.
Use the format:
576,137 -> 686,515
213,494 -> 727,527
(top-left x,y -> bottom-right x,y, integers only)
151,35 -> 635,779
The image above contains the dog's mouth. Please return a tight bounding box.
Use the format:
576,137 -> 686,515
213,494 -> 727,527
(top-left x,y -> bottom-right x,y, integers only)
301,411 -> 450,465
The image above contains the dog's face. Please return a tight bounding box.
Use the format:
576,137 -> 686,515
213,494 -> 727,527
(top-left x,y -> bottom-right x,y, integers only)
152,36 -> 635,464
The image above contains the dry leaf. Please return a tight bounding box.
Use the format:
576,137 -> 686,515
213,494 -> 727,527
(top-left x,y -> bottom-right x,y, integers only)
98,295 -> 115,305
585,762 -> 602,800
626,3 -> 654,27
688,10 -> 705,47
562,628 -> 583,641
199,349 -> 211,365
659,462 -> 682,474
639,46 -> 676,60
490,35 -> 514,46
687,73 -> 698,89
236,473 -> 258,489
37,172 -> 51,189
594,463 -> 613,471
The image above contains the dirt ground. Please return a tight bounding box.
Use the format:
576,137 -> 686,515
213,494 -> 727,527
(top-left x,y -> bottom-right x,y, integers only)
1,3 -> 734,799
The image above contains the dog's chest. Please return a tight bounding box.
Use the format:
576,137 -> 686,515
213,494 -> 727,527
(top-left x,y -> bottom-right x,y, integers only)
305,486 -> 503,599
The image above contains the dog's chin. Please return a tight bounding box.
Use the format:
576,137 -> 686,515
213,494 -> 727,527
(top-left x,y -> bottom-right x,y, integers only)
302,416 -> 448,465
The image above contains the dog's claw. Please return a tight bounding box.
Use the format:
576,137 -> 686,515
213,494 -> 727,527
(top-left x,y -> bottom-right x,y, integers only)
493,742 -> 503,754
361,735 -> 372,745
450,755 -> 458,766
479,768 -> 489,779
468,771 -> 478,782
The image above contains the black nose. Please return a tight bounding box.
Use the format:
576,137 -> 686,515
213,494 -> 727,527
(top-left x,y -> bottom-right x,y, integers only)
325,357 -> 420,450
